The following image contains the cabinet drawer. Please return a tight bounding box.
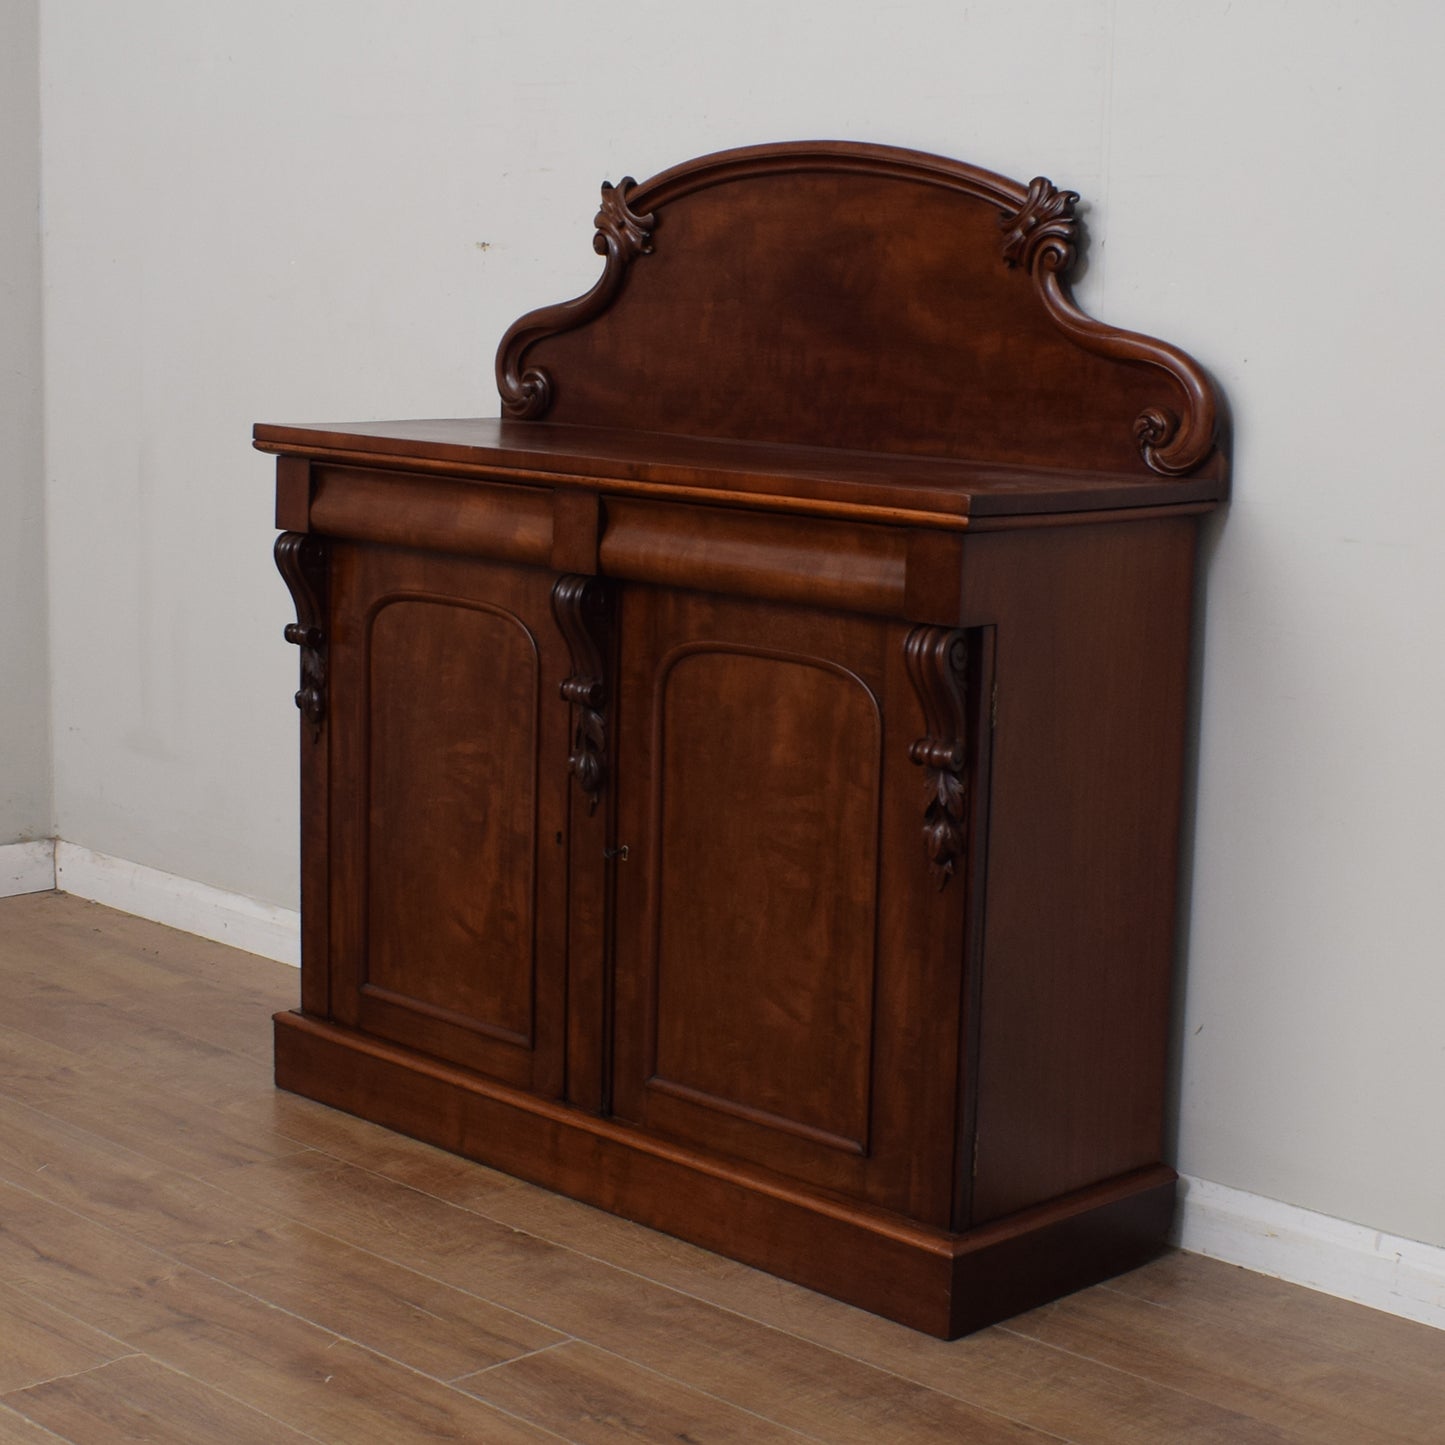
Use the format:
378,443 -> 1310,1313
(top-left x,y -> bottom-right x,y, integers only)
311,465 -> 553,565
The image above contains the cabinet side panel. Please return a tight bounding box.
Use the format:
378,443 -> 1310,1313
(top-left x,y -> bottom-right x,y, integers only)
962,518 -> 1199,1223
365,598 -> 540,1043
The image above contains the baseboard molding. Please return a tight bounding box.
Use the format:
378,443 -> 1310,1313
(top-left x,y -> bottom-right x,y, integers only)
53,841 -> 300,967
0,839 -> 57,898
1175,1175 -> 1445,1331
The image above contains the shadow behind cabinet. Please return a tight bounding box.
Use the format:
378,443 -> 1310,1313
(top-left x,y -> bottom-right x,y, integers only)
260,142 -> 1227,1338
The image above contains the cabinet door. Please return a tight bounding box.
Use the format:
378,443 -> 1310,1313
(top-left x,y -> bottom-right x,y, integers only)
611,587 -> 972,1224
325,542 -> 574,1095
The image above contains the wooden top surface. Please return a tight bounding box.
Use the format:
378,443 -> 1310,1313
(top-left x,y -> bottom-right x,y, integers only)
254,417 -> 1225,525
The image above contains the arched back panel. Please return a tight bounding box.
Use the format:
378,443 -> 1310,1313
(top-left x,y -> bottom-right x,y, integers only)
496,142 -> 1222,480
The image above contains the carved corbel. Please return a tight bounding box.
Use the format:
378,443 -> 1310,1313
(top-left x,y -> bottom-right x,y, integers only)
274,532 -> 328,737
551,575 -> 615,810
903,626 -> 969,889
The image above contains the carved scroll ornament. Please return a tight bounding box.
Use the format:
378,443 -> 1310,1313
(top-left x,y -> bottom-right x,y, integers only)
551,575 -> 615,810
999,176 -> 1217,477
903,626 -> 969,890
495,181 -> 655,420
274,532 -> 328,737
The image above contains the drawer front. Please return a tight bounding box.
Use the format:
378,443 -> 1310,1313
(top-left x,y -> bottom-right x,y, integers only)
310,465 -> 553,565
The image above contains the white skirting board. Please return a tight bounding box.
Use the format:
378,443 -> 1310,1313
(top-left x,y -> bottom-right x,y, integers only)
9,837 -> 1445,1332
53,841 -> 301,967
1174,1175 -> 1445,1331
0,839 -> 57,898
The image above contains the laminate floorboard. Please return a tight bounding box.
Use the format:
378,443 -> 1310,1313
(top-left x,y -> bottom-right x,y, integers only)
0,891 -> 1440,1444
3,1355 -> 322,1445
0,1282 -> 127,1395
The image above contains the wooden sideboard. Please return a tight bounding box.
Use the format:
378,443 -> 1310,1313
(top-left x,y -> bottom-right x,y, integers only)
258,141 -> 1227,1338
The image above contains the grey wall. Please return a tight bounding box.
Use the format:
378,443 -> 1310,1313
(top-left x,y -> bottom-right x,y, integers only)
0,0 -> 51,845
27,1 -> 1445,1249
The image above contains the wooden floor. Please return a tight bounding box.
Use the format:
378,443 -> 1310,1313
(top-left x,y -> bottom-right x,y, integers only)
0,895 -> 1440,1444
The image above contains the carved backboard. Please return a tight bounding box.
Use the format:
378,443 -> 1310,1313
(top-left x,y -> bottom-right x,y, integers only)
496,141 -> 1223,480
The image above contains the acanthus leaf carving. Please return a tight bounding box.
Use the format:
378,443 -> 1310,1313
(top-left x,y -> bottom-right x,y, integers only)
1000,175 -> 1080,273
551,574 -> 615,811
594,179 -> 653,261
903,625 -> 970,890
274,531 -> 328,738
999,176 -> 1219,478
495,179 -> 655,421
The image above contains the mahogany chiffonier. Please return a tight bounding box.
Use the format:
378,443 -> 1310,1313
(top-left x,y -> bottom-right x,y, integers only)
258,141 -> 1227,1338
